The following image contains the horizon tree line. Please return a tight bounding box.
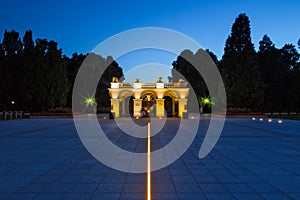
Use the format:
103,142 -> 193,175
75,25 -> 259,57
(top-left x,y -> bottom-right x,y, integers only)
0,13 -> 299,113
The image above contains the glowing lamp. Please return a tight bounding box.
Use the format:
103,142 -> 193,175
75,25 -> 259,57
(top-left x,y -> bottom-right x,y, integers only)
11,101 -> 15,105
278,119 -> 283,124
85,97 -> 96,106
268,119 -> 272,122
259,118 -> 263,121
252,117 -> 256,120
201,97 -> 211,106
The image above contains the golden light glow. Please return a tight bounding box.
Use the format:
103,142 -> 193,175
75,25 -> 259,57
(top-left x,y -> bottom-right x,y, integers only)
268,119 -> 272,122
147,122 -> 151,200
146,95 -> 151,102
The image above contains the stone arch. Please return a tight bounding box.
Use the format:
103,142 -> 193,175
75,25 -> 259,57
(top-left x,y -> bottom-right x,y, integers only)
140,90 -> 157,99
118,90 -> 134,117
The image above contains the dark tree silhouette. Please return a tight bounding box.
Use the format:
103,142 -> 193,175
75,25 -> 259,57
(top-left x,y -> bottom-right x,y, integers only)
219,13 -> 264,109
258,35 -> 285,112
97,55 -> 123,110
1,30 -> 23,109
172,49 -> 208,98
64,53 -> 87,106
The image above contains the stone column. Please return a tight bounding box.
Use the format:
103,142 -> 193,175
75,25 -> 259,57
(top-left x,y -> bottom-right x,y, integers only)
121,100 -> 125,117
156,99 -> 165,118
178,98 -> 187,118
172,100 -> 176,117
110,99 -> 120,118
133,99 -> 142,117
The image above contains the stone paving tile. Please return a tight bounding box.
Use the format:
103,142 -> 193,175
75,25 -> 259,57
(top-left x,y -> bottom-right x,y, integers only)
224,183 -> 254,193
78,175 -> 103,184
96,183 -> 123,193
152,183 -> 176,193
260,192 -> 293,200
5,192 -> 37,200
61,192 -> 93,200
43,183 -> 74,193
0,118 -> 300,199
33,192 -> 65,200
69,183 -> 98,193
153,192 -> 179,200
91,192 -> 120,200
177,192 -> 207,200
198,183 -> 229,193
232,192 -> 264,200
17,183 -> 51,193
120,192 -> 145,200
204,192 -> 236,200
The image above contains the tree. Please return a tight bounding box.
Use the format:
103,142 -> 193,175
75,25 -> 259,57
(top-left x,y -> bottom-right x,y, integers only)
258,35 -> 285,112
219,13 -> 264,109
97,55 -> 123,110
279,44 -> 300,112
206,49 -> 219,66
0,38 -> 5,109
23,38 -> 70,110
258,35 -> 300,113
1,30 -> 23,109
22,30 -> 35,109
64,53 -> 87,106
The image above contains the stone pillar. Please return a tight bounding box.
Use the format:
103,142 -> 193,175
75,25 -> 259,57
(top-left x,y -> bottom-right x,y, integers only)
110,99 -> 120,118
199,102 -> 203,114
156,99 -> 165,118
121,100 -> 125,116
172,101 -> 176,117
178,98 -> 187,118
133,99 -> 142,117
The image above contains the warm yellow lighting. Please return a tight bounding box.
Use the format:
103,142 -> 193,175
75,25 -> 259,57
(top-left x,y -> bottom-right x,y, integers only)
252,117 -> 256,120
147,122 -> 151,200
136,117 -> 139,119
11,101 -> 15,105
278,119 -> 283,124
268,119 -> 272,122
146,95 -> 151,102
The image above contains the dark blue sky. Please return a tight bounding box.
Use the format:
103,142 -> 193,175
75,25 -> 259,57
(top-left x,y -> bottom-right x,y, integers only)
1,0 -> 299,79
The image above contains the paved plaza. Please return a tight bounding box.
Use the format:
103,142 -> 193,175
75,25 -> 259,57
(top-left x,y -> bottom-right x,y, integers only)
0,116 -> 299,200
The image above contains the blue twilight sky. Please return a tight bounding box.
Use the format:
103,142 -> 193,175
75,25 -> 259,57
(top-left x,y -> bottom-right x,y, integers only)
0,0 -> 299,81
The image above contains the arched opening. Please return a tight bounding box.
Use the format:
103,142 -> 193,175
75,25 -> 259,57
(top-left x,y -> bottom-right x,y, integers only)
164,96 -> 173,117
121,96 -> 134,117
141,92 -> 156,117
119,90 -> 134,117
163,90 -> 179,117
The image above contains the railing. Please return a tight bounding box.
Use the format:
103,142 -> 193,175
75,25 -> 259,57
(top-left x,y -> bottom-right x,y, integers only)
115,82 -> 187,88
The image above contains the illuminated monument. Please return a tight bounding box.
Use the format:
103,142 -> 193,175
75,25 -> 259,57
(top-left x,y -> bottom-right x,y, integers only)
108,77 -> 189,118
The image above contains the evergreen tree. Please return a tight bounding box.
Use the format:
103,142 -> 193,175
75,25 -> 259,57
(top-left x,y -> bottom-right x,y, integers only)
64,53 -> 87,106
258,35 -> 284,112
1,30 -> 23,109
97,55 -> 123,110
280,44 -> 300,112
219,13 -> 264,109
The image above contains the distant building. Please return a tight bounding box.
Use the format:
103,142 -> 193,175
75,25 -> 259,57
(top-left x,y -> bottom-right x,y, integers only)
108,77 -> 189,118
